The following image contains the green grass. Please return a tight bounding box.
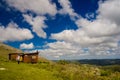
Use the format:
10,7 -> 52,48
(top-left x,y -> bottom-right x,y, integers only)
0,60 -> 63,80
0,58 -> 120,80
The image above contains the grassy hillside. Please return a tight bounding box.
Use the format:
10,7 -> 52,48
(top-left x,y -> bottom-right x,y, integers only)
0,43 -> 120,80
0,42 -> 22,59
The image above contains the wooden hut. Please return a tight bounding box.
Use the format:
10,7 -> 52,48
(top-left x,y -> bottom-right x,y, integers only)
9,51 -> 39,63
8,53 -> 23,61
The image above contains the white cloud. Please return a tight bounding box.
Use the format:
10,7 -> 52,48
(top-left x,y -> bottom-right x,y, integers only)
39,41 -> 84,60
98,0 -> 120,25
0,22 -> 33,42
5,0 -> 58,38
5,0 -> 80,39
51,29 -> 112,46
5,0 -> 57,16
23,14 -> 47,38
74,0 -> 120,45
85,13 -> 95,19
58,0 -> 79,20
76,18 -> 120,37
20,42 -> 34,49
51,0 -> 120,47
39,41 -> 119,60
48,0 -> 120,59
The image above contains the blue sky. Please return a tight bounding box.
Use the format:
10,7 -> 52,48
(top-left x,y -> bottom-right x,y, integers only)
0,0 -> 120,60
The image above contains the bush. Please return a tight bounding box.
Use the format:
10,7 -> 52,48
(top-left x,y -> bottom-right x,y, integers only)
57,60 -> 69,65
100,70 -> 111,76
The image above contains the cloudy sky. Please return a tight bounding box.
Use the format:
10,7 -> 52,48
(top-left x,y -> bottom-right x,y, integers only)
0,0 -> 120,60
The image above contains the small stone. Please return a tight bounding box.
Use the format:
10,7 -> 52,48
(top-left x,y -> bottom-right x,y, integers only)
0,68 -> 6,70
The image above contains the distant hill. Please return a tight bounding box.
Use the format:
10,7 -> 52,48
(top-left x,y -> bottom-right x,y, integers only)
67,59 -> 120,66
0,42 -> 22,58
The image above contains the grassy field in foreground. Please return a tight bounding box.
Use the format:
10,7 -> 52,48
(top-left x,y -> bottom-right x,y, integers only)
0,43 -> 120,80
0,58 -> 120,80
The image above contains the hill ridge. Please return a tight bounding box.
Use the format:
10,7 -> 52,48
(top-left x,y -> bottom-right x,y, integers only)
0,43 -> 22,58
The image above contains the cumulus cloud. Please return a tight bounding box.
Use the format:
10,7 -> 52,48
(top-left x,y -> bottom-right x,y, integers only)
85,13 -> 95,20
5,0 -> 79,39
39,41 -> 84,60
76,19 -> 120,37
5,0 -> 57,16
75,0 -> 120,46
58,0 -> 79,20
20,42 -> 34,49
98,0 -> 120,25
5,0 -> 59,38
0,22 -> 33,42
23,14 -> 47,38
39,41 -> 119,60
48,0 -> 120,59
51,29 -> 116,47
51,0 -> 120,47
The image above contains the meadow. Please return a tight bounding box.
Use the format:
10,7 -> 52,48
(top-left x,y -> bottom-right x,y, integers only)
0,58 -> 120,80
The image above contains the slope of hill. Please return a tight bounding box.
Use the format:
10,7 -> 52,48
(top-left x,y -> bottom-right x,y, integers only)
0,43 -> 22,59
0,42 -> 51,63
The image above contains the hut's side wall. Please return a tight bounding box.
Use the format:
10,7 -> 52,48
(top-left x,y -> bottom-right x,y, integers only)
31,54 -> 38,63
23,55 -> 31,63
23,54 -> 38,63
